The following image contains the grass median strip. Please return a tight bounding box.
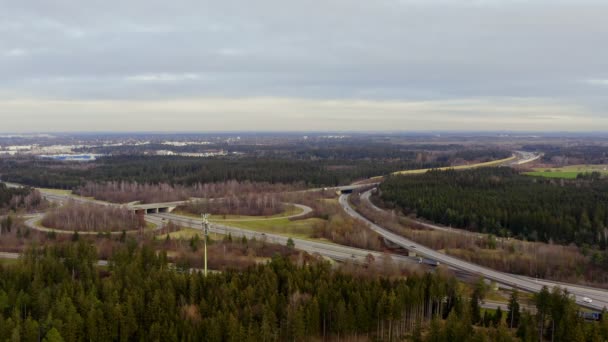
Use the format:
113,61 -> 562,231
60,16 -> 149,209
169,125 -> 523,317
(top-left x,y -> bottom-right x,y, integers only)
174,204 -> 304,221
161,228 -> 223,240
524,164 -> 608,179
523,171 -> 580,179
213,217 -> 323,239
393,155 -> 516,175
209,205 -> 303,221
0,258 -> 18,265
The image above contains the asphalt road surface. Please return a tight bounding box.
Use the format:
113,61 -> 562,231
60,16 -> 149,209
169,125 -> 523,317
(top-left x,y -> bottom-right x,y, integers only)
148,212 -> 430,266
340,192 -> 608,311
5,151 -> 605,311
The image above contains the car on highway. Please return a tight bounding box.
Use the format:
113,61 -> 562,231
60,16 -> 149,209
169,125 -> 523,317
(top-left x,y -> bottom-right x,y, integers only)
583,297 -> 593,303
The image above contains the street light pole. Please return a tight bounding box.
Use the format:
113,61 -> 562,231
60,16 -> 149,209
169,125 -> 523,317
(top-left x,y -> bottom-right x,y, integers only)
202,213 -> 209,277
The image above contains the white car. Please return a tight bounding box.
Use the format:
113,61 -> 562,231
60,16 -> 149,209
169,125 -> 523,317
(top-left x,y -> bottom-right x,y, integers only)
583,297 -> 593,303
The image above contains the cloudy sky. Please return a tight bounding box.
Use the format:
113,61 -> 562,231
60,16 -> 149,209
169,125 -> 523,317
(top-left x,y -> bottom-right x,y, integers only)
0,0 -> 607,132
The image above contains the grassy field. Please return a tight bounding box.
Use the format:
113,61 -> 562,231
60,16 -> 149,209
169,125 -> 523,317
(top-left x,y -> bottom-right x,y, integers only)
393,155 -> 516,175
215,217 -> 324,239
523,171 -> 580,179
168,201 -> 325,240
160,218 -> 323,241
160,228 -> 223,240
36,217 -> 153,234
0,258 -> 18,266
210,205 -> 302,221
174,204 -> 303,221
524,164 -> 608,179
37,188 -> 73,195
145,222 -> 157,230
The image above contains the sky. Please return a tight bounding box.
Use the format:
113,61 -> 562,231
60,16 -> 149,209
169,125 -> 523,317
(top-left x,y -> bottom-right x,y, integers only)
0,0 -> 607,132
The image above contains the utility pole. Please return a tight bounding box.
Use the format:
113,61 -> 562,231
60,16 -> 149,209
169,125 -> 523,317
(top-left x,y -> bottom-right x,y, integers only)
202,213 -> 209,277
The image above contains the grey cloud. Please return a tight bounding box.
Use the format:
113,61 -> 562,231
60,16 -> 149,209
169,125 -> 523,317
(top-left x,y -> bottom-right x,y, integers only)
0,0 -> 607,131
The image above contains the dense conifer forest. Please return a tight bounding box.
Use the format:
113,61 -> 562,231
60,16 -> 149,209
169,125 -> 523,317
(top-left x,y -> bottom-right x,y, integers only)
1,242 -> 605,341
0,147 -> 510,189
0,156 -> 436,189
380,168 -> 608,248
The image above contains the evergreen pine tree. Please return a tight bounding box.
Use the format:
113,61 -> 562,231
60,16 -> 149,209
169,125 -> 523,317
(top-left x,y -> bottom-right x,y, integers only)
507,290 -> 521,328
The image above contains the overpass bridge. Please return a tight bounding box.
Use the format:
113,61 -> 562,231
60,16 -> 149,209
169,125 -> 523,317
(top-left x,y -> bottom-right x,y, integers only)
127,201 -> 186,214
38,191 -> 187,215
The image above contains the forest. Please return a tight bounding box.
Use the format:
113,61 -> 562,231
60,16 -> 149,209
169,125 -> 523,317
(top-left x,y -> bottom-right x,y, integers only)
0,183 -> 46,214
523,145 -> 608,165
179,194 -> 285,217
0,147 -> 510,189
379,168 -> 608,248
74,180 -> 298,204
41,202 -> 142,232
0,156 -> 433,189
75,139 -> 510,162
353,192 -> 608,286
1,242 -> 605,342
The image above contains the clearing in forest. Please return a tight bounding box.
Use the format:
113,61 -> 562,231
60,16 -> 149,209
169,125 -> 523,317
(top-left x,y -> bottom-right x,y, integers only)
524,164 -> 608,179
392,155 -> 516,175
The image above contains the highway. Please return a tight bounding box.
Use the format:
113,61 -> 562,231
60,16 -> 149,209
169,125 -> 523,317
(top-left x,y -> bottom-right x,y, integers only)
7,151 -> 607,311
207,203 -> 313,222
21,197 -> 312,235
362,191 -> 449,236
357,154 -> 608,308
361,190 -> 468,236
147,212 -> 433,266
360,189 -> 608,304
22,213 -> 150,235
511,151 -> 542,165
41,192 -> 114,207
361,188 -> 608,301
0,252 -> 19,260
339,191 -> 608,311
23,188 -> 433,265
